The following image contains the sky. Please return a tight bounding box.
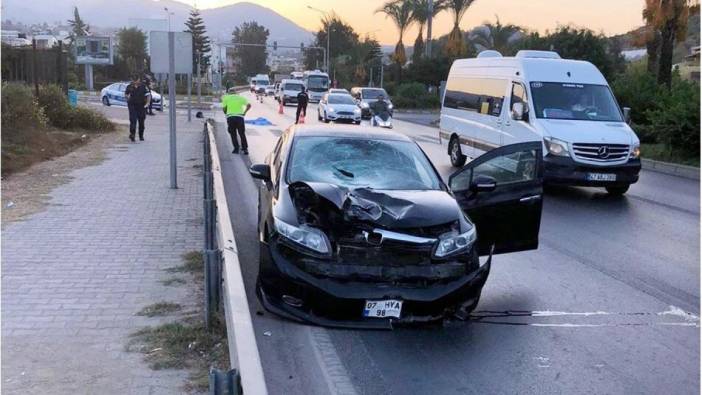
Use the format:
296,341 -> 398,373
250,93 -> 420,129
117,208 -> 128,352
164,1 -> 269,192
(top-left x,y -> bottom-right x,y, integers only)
171,0 -> 647,45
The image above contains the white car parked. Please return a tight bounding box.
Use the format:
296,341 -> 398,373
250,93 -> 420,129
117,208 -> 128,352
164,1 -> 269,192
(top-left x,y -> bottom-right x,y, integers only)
318,93 -> 362,124
100,82 -> 163,111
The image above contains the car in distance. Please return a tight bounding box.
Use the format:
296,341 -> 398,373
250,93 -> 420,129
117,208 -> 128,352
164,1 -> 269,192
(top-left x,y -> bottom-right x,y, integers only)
101,82 -> 163,111
350,87 -> 394,119
276,79 -> 306,106
318,93 -> 362,124
265,84 -> 276,96
249,125 -> 543,328
329,88 -> 350,95
440,50 -> 641,195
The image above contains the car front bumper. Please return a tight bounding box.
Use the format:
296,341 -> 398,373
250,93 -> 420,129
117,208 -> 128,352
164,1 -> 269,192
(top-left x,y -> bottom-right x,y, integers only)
544,155 -> 641,187
257,238 -> 491,329
326,113 -> 361,123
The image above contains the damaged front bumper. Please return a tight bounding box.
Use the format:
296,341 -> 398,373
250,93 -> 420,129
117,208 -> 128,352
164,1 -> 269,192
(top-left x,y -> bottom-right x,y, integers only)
257,238 -> 492,329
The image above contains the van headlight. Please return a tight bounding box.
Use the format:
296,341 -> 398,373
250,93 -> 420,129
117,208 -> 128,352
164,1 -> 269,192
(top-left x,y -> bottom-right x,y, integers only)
433,227 -> 477,258
388,103 -> 393,110
543,137 -> 570,157
274,217 -> 331,255
630,144 -> 640,159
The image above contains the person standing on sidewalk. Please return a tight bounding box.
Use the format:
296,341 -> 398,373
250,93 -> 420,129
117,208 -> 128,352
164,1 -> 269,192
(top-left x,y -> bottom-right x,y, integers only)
295,87 -> 309,124
125,74 -> 150,141
221,88 -> 252,155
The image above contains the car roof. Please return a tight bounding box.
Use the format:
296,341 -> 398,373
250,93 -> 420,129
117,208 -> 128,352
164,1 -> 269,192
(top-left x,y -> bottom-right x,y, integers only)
290,125 -> 412,142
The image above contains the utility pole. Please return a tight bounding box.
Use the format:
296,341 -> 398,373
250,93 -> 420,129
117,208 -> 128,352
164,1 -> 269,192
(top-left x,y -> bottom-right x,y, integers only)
426,0 -> 433,57
307,5 -> 330,73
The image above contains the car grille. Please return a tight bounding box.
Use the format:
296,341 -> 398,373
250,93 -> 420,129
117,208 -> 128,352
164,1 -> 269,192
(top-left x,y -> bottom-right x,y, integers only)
572,143 -> 630,162
337,111 -> 355,116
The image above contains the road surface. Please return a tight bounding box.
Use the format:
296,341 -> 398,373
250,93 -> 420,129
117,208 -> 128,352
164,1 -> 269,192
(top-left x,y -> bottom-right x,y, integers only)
211,93 -> 699,395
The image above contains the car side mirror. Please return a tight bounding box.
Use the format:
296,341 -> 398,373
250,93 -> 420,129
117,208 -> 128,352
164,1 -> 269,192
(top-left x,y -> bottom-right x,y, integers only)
511,102 -> 527,121
249,164 -> 271,181
622,107 -> 631,124
470,175 -> 497,193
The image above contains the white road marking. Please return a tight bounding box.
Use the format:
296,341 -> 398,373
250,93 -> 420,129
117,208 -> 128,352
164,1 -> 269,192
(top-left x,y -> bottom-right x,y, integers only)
307,327 -> 359,395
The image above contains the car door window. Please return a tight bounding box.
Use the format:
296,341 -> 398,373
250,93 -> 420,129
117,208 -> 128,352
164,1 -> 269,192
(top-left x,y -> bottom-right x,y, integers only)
450,143 -> 540,192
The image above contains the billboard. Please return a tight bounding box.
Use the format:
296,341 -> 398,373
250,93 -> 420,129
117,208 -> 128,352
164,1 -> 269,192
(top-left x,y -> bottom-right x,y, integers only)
149,31 -> 193,74
75,36 -> 113,65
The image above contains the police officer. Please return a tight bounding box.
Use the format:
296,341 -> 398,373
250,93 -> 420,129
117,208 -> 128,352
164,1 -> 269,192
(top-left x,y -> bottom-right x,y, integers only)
125,74 -> 150,141
221,87 -> 252,155
295,87 -> 309,124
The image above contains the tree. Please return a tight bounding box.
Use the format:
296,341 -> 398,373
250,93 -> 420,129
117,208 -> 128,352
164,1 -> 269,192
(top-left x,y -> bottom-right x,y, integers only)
357,36 -> 383,86
184,8 -> 211,75
231,21 -> 269,82
651,0 -> 691,88
410,0 -> 447,63
445,0 -> 475,58
304,13 -> 360,77
117,28 -> 148,76
67,7 -> 89,42
641,0 -> 663,74
469,17 -> 523,55
376,0 -> 414,81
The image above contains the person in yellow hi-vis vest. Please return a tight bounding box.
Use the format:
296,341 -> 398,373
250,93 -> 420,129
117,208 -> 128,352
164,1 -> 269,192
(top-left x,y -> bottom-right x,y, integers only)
221,88 -> 252,154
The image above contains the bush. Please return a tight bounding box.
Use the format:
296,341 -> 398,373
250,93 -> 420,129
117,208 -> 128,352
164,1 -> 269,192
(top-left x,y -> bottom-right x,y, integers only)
1,82 -> 47,131
36,84 -> 115,132
392,82 -> 441,109
646,78 -> 700,156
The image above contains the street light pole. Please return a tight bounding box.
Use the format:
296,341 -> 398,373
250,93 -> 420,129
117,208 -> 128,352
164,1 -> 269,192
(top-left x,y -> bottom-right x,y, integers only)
307,5 -> 330,73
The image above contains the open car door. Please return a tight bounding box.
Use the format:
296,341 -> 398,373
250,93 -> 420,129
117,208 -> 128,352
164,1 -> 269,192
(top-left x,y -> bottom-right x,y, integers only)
448,141 -> 543,255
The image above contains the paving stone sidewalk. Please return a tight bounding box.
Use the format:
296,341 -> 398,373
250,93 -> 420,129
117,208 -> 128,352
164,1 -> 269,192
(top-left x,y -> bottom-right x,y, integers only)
2,111 -> 205,394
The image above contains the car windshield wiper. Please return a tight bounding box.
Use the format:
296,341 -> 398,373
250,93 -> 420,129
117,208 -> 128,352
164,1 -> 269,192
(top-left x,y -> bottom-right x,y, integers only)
333,166 -> 354,178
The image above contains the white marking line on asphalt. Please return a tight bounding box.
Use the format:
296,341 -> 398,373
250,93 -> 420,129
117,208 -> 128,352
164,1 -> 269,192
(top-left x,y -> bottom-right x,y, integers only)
308,327 -> 359,395
208,121 -> 268,395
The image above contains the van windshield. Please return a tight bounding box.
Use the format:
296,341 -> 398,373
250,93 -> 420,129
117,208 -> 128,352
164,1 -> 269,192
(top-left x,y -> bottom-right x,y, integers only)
284,84 -> 304,91
530,82 -> 623,122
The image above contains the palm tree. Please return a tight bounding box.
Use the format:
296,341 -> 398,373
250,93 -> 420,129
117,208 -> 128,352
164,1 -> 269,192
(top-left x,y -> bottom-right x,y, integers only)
445,0 -> 475,58
468,17 -> 523,55
409,0 -> 447,62
376,0 -> 414,71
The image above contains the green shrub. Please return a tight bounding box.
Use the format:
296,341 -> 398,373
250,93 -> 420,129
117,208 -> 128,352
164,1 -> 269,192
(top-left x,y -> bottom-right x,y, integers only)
1,82 -> 47,131
392,82 -> 440,109
646,77 -> 700,156
69,106 -> 115,132
37,84 -> 73,129
611,62 -> 660,130
395,82 -> 426,98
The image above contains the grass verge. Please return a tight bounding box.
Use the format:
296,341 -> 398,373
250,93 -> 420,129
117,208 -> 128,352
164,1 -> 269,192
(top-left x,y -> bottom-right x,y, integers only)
128,250 -> 228,392
641,143 -> 700,167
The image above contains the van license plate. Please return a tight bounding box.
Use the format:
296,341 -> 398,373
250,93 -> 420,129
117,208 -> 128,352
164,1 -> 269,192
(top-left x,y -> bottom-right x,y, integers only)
363,300 -> 402,318
587,173 -> 617,181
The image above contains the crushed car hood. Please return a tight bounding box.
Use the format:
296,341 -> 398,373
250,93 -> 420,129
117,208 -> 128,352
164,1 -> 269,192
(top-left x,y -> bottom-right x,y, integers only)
288,181 -> 460,229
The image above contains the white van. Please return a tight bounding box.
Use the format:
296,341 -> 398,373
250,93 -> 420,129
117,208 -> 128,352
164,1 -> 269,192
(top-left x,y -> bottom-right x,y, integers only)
276,79 -> 305,106
439,50 -> 641,195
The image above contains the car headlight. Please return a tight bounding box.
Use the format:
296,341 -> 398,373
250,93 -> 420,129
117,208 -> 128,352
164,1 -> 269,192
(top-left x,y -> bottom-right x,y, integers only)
360,102 -> 369,108
543,137 -> 570,157
388,103 -> 393,110
433,227 -> 477,258
630,144 -> 640,159
354,108 -> 361,114
327,107 -> 335,113
274,217 -> 331,255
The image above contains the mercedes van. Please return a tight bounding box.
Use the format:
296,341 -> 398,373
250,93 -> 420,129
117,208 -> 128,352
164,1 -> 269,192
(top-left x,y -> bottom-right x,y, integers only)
439,50 -> 641,195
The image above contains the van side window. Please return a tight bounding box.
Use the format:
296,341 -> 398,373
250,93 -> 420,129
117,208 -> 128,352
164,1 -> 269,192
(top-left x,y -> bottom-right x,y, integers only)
444,77 -> 506,117
511,83 -> 527,107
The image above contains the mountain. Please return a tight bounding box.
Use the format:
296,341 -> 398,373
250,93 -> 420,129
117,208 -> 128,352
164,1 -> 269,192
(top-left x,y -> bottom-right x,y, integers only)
2,0 -> 314,47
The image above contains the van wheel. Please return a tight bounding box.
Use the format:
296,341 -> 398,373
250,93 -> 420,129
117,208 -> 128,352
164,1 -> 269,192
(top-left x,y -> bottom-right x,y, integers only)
606,185 -> 630,195
449,136 -> 466,167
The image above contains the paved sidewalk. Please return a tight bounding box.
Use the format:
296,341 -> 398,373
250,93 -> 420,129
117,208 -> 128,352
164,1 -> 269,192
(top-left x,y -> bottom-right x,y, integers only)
2,111 -> 205,394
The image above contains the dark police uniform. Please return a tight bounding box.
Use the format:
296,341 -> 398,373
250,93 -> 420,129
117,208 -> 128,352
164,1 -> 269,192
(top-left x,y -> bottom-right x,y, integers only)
295,90 -> 309,124
125,82 -> 148,140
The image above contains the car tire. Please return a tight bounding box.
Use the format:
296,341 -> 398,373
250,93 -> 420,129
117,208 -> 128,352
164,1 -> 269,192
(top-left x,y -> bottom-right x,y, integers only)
606,185 -> 630,195
449,136 -> 467,167
102,96 -> 110,106
355,121 -> 361,125
318,110 -> 322,121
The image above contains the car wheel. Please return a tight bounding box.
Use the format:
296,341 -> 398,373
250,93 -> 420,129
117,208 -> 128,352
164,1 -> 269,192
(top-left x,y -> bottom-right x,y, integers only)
449,136 -> 467,167
606,185 -> 630,195
318,110 -> 322,121
355,121 -> 361,125
102,96 -> 110,106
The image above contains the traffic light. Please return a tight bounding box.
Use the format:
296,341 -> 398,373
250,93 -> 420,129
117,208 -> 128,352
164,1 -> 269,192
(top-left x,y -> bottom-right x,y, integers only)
273,41 -> 277,51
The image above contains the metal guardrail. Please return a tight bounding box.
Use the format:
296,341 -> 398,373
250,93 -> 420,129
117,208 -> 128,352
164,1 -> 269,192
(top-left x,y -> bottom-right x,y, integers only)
204,120 -> 268,395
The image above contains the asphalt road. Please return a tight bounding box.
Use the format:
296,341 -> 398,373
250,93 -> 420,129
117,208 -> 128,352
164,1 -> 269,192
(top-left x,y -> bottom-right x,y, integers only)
212,93 -> 700,395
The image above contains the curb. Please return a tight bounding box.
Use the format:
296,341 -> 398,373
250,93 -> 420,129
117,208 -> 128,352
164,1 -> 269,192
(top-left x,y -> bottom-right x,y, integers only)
206,120 -> 268,395
641,158 -> 699,180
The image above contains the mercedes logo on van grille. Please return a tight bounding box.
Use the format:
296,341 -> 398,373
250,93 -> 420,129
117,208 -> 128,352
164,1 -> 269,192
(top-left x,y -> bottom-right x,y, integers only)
597,146 -> 610,159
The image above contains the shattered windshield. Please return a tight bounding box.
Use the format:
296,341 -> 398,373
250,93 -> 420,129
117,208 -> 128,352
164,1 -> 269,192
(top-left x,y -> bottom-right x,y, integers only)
287,137 -> 441,190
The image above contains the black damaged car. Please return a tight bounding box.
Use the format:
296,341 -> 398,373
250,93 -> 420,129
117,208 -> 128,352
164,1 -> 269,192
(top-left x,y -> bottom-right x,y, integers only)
249,125 -> 543,329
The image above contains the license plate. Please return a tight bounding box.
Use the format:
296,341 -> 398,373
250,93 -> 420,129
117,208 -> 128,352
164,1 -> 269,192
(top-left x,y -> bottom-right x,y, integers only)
363,300 -> 403,318
587,173 -> 617,182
